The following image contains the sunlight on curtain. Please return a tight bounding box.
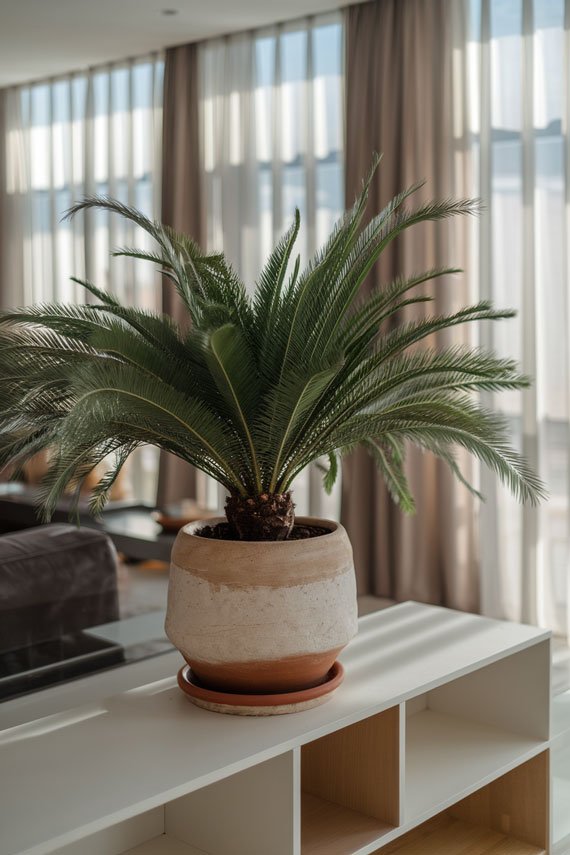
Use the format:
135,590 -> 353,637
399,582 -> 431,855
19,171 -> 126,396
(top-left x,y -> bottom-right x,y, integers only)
199,13 -> 344,518
462,0 -> 568,638
2,56 -> 164,503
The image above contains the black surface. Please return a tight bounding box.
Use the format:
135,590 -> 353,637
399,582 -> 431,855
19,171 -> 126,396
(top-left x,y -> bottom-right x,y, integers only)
101,505 -> 175,562
0,633 -> 125,700
0,485 -> 176,561
0,483 -> 97,532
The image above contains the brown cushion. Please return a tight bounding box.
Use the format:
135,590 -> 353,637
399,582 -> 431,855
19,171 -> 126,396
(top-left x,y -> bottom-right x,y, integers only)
0,524 -> 119,652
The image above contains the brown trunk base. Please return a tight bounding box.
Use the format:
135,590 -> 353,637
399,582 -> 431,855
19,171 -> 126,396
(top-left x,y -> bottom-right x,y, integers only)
225,492 -> 294,541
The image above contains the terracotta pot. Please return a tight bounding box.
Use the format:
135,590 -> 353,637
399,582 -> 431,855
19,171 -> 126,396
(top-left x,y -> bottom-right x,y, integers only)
165,516 -> 358,695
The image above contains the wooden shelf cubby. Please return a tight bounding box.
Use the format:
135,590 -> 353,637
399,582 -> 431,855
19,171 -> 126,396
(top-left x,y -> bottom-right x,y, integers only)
404,640 -> 550,824
1,603 -> 553,855
375,751 -> 549,855
301,707 -> 400,854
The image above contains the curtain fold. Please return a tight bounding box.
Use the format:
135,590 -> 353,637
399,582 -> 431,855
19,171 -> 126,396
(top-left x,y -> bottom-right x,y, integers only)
465,0 -> 568,639
157,43 -> 204,508
0,88 -> 34,310
0,89 -> 7,311
342,0 -> 479,609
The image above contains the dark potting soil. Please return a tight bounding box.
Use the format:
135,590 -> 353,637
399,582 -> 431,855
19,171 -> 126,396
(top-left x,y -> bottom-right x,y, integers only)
196,522 -> 330,541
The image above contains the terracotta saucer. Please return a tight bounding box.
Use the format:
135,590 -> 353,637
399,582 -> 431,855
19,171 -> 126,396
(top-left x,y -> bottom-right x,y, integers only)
177,661 -> 344,716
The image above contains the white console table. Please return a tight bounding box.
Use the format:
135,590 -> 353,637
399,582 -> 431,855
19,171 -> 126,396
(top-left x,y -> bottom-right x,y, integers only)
0,602 -> 552,855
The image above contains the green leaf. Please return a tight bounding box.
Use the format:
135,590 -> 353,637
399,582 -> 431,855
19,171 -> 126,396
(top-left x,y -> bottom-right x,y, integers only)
206,324 -> 262,492
318,452 -> 339,495
70,276 -> 120,306
362,437 -> 416,514
88,443 -> 138,517
267,366 -> 339,491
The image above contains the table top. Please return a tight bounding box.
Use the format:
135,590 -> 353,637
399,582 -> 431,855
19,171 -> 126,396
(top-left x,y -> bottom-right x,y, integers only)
0,602 -> 549,855
100,505 -> 175,561
0,485 -> 176,560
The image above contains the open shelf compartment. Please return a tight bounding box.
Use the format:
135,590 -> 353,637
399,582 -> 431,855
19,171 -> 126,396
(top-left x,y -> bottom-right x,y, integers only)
374,751 -> 549,854
52,752 -> 297,855
404,641 -> 550,823
301,706 -> 400,855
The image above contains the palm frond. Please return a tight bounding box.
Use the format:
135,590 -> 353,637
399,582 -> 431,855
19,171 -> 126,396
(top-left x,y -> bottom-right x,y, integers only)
264,366 -> 340,491
88,443 -> 138,517
253,209 -> 301,379
362,437 -> 416,514
315,451 -> 340,495
70,276 -> 121,306
206,324 -> 262,492
0,156 -> 544,519
340,267 -> 461,352
66,197 -> 203,319
110,248 -> 175,270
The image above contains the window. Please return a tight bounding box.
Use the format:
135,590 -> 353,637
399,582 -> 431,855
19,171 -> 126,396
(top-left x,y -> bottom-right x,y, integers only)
3,56 -> 164,501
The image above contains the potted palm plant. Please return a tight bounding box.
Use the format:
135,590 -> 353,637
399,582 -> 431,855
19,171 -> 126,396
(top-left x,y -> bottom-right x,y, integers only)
0,157 -> 544,714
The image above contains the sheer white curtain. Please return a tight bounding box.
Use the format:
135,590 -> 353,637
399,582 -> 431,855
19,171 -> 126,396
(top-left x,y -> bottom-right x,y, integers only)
458,0 -> 568,638
199,13 -> 344,517
1,55 -> 164,502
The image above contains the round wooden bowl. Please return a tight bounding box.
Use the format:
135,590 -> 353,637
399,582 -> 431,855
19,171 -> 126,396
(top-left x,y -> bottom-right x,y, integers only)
152,506 -> 217,532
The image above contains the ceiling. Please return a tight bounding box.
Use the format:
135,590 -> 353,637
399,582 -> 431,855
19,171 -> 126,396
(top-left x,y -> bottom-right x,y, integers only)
0,0 -> 346,88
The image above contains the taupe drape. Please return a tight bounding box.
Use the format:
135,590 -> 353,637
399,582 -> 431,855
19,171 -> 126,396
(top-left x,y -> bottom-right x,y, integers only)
0,89 -> 8,311
157,43 -> 204,508
341,0 -> 479,610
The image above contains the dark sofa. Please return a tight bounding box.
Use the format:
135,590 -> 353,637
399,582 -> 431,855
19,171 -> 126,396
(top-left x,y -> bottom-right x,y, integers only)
0,524 -> 119,654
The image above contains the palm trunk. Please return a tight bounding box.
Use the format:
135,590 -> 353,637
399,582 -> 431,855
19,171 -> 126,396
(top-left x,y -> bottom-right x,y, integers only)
225,492 -> 294,541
